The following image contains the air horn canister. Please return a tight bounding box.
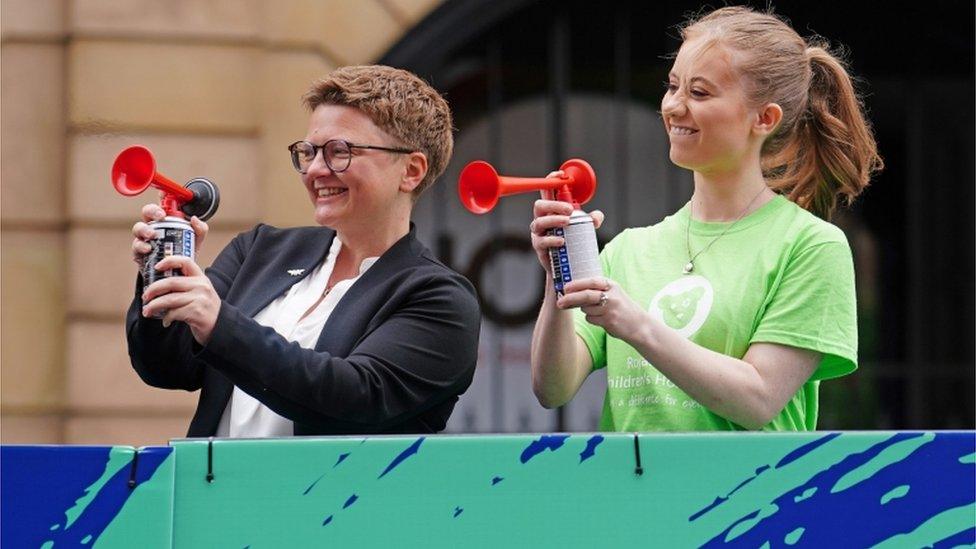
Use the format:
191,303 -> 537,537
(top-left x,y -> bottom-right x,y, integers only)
111,145 -> 220,316
458,159 -> 602,295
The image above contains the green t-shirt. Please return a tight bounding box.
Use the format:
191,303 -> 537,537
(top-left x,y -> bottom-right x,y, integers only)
574,195 -> 857,431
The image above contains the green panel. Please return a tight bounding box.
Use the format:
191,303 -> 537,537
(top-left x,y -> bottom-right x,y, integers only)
169,432 -> 975,547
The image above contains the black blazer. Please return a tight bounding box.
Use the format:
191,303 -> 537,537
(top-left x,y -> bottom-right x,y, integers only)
126,224 -> 481,436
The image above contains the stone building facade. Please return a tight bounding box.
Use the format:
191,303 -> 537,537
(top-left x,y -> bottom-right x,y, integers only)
1,0 -> 442,445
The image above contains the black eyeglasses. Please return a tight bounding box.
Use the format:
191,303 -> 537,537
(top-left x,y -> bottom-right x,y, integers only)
287,139 -> 414,174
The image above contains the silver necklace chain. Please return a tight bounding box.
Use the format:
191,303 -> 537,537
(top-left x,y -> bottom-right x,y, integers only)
683,186 -> 768,275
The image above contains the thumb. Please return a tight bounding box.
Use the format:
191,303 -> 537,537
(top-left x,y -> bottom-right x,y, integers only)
589,210 -> 605,229
190,216 -> 208,251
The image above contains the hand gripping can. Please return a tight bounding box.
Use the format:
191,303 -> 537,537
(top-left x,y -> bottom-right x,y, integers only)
141,216 -> 194,317
547,208 -> 602,295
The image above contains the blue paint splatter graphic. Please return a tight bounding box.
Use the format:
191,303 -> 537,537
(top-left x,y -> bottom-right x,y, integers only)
520,435 -> 570,464
775,432 -> 841,469
453,507 -> 463,518
1,446 -> 171,548
689,497 -> 729,522
304,452 -> 354,495
378,437 -> 425,479
303,474 -> 326,495
343,494 -> 358,509
491,476 -> 504,486
579,435 -> 605,463
322,515 -> 333,526
729,465 -> 770,497
690,465 -> 772,521
700,432 -> 976,547
932,527 -> 975,548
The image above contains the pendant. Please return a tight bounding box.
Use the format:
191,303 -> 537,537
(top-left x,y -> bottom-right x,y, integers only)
683,262 -> 694,275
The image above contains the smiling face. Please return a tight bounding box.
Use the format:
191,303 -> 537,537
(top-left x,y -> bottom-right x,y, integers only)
301,104 -> 412,232
661,37 -> 761,176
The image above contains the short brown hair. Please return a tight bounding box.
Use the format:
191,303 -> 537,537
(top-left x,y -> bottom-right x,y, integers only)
303,65 -> 454,199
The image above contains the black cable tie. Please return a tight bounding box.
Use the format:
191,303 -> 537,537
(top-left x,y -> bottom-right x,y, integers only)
127,448 -> 140,489
633,433 -> 643,476
206,437 -> 215,483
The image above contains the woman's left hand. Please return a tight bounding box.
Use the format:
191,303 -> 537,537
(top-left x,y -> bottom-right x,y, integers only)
556,277 -> 648,342
142,256 -> 220,345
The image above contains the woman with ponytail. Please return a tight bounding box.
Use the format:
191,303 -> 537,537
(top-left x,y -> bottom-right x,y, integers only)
529,6 -> 882,431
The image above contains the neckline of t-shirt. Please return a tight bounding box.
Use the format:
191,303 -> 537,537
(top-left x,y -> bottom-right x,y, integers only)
677,194 -> 788,236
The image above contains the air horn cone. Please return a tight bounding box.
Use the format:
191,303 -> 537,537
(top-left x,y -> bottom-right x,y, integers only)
111,145 -> 156,196
458,161 -> 500,214
457,158 -> 598,215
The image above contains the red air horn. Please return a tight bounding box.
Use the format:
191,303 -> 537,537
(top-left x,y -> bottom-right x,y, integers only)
111,145 -> 220,221
458,158 -> 602,296
458,158 -> 597,213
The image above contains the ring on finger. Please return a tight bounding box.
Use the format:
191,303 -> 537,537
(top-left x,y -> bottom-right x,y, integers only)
598,292 -> 609,307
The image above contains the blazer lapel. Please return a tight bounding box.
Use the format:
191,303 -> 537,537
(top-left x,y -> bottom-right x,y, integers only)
238,227 -> 337,318
315,225 -> 423,352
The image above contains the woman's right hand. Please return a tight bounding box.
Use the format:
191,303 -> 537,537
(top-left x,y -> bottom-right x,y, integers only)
529,173 -> 604,275
131,202 -> 209,265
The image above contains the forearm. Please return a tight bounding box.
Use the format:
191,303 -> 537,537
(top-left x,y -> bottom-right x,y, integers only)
201,289 -> 478,429
530,275 -> 588,408
126,227 -> 250,391
627,314 -> 775,429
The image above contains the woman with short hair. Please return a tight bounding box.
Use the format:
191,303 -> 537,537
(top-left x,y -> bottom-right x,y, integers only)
128,65 -> 481,437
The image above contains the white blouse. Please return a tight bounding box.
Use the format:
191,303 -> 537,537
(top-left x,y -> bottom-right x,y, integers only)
215,235 -> 378,438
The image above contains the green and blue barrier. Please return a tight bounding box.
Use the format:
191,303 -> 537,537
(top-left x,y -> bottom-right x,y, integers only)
3,432 -> 974,547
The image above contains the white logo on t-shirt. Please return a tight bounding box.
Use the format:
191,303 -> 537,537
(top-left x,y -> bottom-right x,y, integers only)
648,275 -> 714,338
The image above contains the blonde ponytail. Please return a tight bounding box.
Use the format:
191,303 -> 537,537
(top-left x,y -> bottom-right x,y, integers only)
764,44 -> 883,218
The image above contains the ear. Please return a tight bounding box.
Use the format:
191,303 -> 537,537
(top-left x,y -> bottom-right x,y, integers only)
399,151 -> 428,194
753,102 -> 783,137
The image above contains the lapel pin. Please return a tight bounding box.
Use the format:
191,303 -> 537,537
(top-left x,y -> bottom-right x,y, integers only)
287,269 -> 305,277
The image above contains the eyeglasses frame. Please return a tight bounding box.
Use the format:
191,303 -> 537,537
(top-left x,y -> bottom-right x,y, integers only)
287,139 -> 415,174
